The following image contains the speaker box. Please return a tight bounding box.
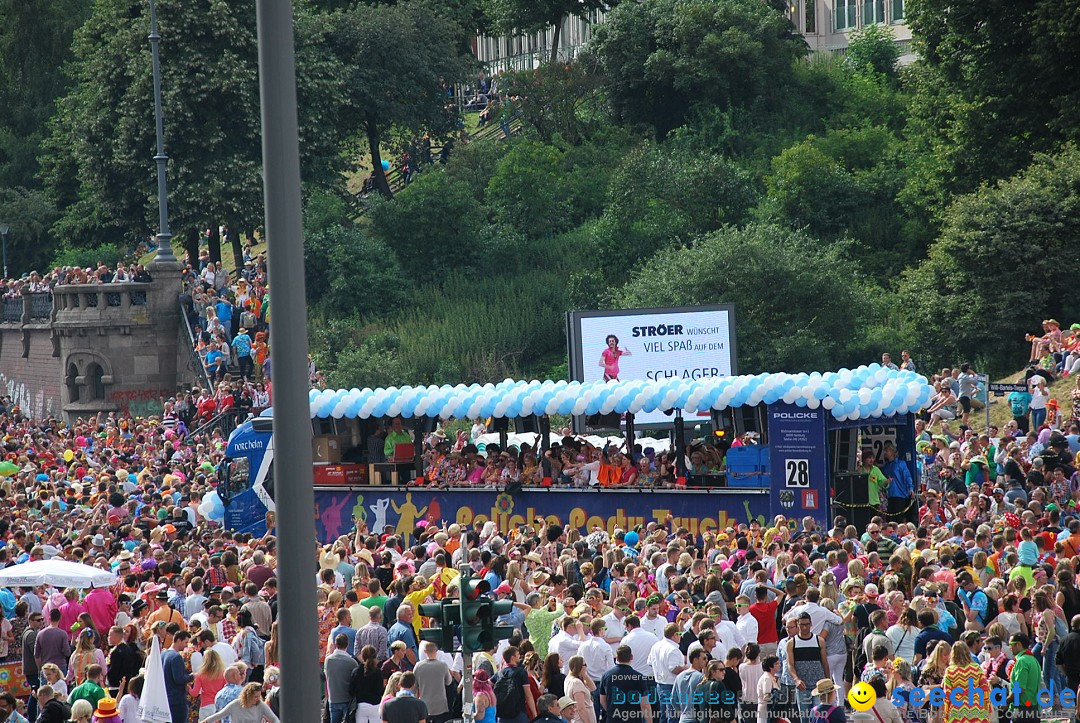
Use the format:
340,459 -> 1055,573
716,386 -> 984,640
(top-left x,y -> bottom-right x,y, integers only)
833,473 -> 873,530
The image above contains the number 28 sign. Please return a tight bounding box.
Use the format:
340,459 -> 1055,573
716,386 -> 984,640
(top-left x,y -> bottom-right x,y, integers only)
785,458 -> 810,487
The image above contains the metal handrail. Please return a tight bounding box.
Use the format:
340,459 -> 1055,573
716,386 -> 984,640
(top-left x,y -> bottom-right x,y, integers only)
179,296 -> 214,392
187,407 -> 244,440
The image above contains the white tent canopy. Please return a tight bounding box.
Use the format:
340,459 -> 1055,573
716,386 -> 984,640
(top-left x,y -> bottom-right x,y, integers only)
0,559 -> 117,588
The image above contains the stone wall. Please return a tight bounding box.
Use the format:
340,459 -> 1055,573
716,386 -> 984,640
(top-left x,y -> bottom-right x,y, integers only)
0,255 -> 185,422
0,325 -> 62,419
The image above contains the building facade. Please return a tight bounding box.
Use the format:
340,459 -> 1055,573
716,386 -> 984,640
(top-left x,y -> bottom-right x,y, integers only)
474,2 -> 910,74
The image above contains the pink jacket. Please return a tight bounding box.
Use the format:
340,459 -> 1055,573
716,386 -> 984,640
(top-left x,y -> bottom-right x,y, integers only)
58,599 -> 87,636
85,587 -> 118,634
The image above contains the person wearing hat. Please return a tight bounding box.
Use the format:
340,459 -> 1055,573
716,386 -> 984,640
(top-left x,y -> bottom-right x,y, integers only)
1008,634 -> 1041,721
809,679 -> 845,723
231,327 -> 254,380
145,588 -> 186,647
92,696 -> 121,721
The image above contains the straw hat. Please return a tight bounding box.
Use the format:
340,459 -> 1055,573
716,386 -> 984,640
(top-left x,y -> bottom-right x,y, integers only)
319,549 -> 341,570
812,679 -> 837,697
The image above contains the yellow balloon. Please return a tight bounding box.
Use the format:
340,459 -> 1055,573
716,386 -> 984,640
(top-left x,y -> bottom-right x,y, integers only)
64,450 -> 74,462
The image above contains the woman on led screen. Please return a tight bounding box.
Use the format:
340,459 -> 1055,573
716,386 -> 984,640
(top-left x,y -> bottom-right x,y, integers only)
598,334 -> 631,381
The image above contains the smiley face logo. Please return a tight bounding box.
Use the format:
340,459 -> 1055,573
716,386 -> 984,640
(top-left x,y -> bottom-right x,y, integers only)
848,681 -> 877,711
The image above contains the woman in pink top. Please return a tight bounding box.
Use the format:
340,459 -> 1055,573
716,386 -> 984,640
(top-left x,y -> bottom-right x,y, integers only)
190,649 -> 228,719
598,335 -> 631,381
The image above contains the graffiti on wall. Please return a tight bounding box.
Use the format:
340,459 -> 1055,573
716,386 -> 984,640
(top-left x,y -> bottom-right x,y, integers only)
107,388 -> 172,416
0,373 -> 56,419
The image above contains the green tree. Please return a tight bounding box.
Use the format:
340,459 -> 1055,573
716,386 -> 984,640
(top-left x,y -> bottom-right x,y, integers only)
613,223 -> 881,372
330,1 -> 472,197
844,24 -> 900,81
763,126 -> 913,277
39,0 -> 350,263
486,0 -> 614,64
485,140 -> 568,238
368,167 -> 484,278
584,0 -> 806,138
306,225 -> 411,318
902,0 -> 1080,225
0,0 -> 90,190
588,143 -> 756,278
899,145 -> 1080,374
0,187 -> 60,275
41,0 -> 263,262
500,63 -> 599,145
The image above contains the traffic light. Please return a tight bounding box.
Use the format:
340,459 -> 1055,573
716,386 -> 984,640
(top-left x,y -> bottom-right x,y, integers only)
459,574 -> 491,652
418,601 -> 456,651
485,598 -> 516,648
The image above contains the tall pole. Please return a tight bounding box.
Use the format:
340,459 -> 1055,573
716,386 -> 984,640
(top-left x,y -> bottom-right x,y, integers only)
254,0 -> 318,720
459,525 -> 475,723
0,226 -> 8,279
147,0 -> 178,265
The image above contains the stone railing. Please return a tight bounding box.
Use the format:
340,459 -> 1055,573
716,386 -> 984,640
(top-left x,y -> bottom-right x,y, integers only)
0,292 -> 54,324
52,282 -> 151,316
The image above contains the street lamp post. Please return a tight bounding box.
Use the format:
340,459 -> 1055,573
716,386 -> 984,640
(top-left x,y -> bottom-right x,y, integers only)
147,0 -> 178,266
0,225 -> 8,279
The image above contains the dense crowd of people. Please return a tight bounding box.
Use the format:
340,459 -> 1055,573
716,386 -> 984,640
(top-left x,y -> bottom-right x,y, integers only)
1,264 -> 155,299
4,331 -> 1080,723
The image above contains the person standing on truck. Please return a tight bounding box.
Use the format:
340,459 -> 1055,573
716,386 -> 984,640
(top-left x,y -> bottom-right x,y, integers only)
384,417 -> 414,461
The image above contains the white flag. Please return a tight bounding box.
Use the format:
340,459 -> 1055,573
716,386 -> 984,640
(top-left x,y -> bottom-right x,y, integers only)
138,636 -> 173,723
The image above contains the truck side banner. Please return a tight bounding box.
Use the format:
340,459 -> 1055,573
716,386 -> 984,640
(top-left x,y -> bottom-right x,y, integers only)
312,488 -> 772,545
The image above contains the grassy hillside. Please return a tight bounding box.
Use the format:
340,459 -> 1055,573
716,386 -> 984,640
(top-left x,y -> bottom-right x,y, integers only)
985,369 -> 1074,431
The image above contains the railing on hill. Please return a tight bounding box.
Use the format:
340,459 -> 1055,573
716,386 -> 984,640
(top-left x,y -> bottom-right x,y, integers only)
358,112 -> 524,207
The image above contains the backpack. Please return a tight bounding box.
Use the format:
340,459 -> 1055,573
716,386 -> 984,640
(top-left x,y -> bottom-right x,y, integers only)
851,626 -> 872,676
241,310 -> 257,329
494,667 -> 524,718
976,590 -> 999,625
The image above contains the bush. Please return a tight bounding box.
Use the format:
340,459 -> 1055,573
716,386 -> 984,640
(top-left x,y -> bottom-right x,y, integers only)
613,223 -> 888,372
52,242 -> 128,270
368,167 -> 484,278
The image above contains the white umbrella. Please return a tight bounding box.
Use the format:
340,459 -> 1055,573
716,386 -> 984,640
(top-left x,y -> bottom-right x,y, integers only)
0,559 -> 117,588
137,635 -> 172,723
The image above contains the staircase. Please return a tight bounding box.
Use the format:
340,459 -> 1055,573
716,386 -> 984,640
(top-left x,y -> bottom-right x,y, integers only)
358,112 -> 524,206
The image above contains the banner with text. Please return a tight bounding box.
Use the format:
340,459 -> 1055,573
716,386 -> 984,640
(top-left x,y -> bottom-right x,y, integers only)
313,488 -> 770,545
568,305 -> 737,426
767,402 -> 830,526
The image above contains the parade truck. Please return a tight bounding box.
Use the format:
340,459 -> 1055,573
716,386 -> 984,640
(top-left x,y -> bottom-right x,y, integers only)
219,368 -> 929,542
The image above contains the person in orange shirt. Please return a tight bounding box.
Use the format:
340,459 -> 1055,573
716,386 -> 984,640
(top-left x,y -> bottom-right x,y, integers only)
144,589 -> 187,647
252,332 -> 269,383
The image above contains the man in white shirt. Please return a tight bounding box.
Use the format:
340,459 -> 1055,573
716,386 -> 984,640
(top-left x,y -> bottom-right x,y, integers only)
184,579 -> 208,622
639,597 -> 667,639
189,629 -> 237,672
601,602 -> 629,650
622,615 -> 658,680
714,613 -> 746,655
782,588 -> 842,635
655,547 -> 680,596
734,596 -> 759,644
647,623 -> 688,723
552,617 -> 586,673
580,619 -> 616,683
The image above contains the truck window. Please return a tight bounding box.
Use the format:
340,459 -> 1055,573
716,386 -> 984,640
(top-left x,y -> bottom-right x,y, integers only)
222,457 -> 249,504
